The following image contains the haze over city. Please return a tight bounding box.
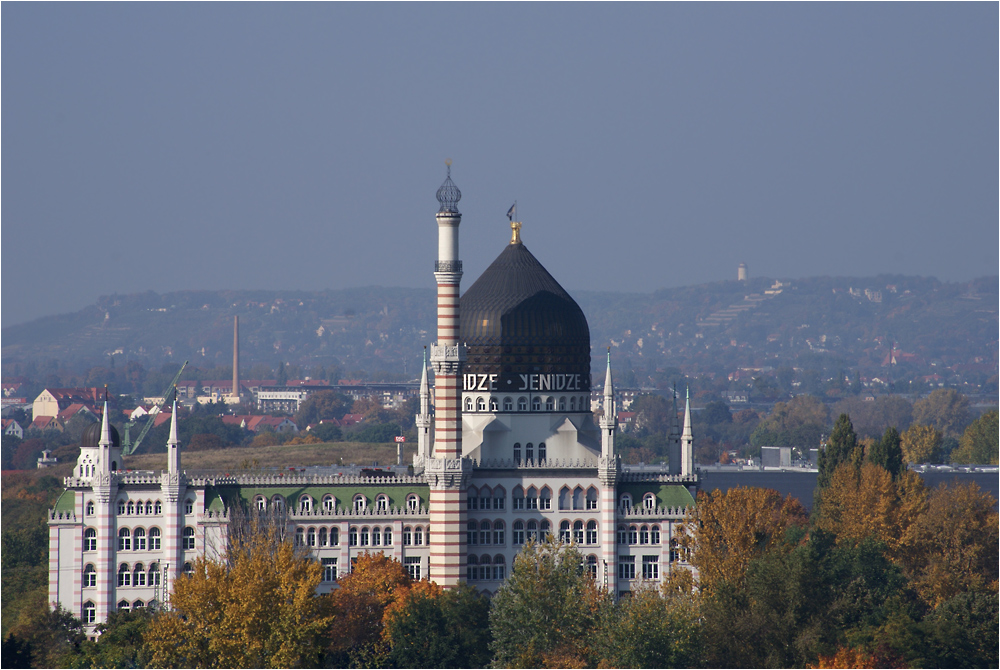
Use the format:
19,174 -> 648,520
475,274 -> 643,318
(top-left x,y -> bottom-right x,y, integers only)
3,3 -> 997,328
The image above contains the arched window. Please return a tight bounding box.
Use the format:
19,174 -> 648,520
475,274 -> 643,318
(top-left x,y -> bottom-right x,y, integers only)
406,494 -> 420,511
330,527 -> 340,546
308,527 -> 317,547
133,563 -> 146,586
118,563 -> 131,587
403,526 -> 412,546
118,599 -> 130,611
540,520 -> 551,541
466,555 -> 479,581
539,487 -> 552,510
118,528 -> 131,551
84,528 -> 97,552
670,538 -> 679,563
183,527 -> 195,550
559,397 -> 566,411
479,520 -> 492,546
560,520 -> 571,543
573,486 -> 584,510
573,520 -> 584,545
570,396 -> 576,411
532,397 -> 541,411
518,397 -> 528,411
413,526 -> 423,545
559,486 -> 571,510
133,600 -> 145,610
545,397 -> 554,411
149,563 -> 161,587
586,521 -> 598,545
360,527 -> 370,546
586,555 -> 598,578
467,520 -> 478,545
183,562 -> 193,576
271,495 -> 285,511
628,525 -> 638,545
255,496 -> 267,511
526,486 -> 538,510
480,488 -> 492,510
480,554 -> 492,580
538,442 -> 547,462
513,443 -> 521,464
375,494 -> 389,512
513,520 -> 524,545
135,501 -> 143,515
383,527 -> 392,546
319,528 -> 328,546
372,527 -> 381,546
154,500 -> 162,515
651,525 -> 661,545
643,493 -> 656,510
184,499 -> 194,515
503,397 -> 513,412
323,495 -> 336,512
512,485 -> 524,510
586,487 -> 599,510
640,525 -> 649,545
527,520 -> 538,543
117,501 -> 126,515
353,495 -> 367,512
617,525 -> 628,545
465,397 -> 474,411
493,520 -> 505,545
489,397 -> 499,411
83,601 -> 96,624
349,527 -> 358,546
467,486 -> 479,510
299,495 -> 313,513
83,564 -> 96,587
86,501 -> 94,516
493,486 -> 506,510
494,554 -> 507,580
477,397 -> 486,411
149,527 -> 161,550
147,599 -> 159,610
619,493 -> 633,509
134,527 -> 146,551
145,501 -> 153,515
127,501 -> 135,515
525,443 -> 534,463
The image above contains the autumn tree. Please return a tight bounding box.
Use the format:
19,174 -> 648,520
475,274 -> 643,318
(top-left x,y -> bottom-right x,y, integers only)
293,390 -> 350,428
489,540 -> 611,668
681,486 -> 808,594
144,511 -> 332,668
950,409 -> 998,465
817,414 -> 860,490
751,395 -> 830,451
899,423 -> 942,464
911,388 -> 972,437
899,481 -> 999,608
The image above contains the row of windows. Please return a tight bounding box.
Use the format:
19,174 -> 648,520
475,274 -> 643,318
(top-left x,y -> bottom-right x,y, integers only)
256,493 -> 422,514
616,525 -> 664,546
343,525 -> 428,547
97,499 -> 195,516
85,527 -> 194,552
114,562 -> 162,587
619,493 -> 660,510
618,555 -> 661,580
464,395 -> 590,412
82,600 -> 159,624
466,554 -> 507,581
468,485 -> 602,511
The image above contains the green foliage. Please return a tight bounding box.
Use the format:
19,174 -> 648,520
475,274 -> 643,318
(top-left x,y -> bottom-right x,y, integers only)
350,422 -> 404,444
309,422 -> 343,442
832,395 -> 913,439
293,390 -> 351,429
751,395 -> 829,450
594,585 -> 701,669
385,584 -> 492,669
701,399 -> 732,425
866,427 -> 904,479
951,409 -> 998,464
918,590 -> 999,668
912,388 -> 973,438
70,609 -> 155,669
818,414 -> 860,490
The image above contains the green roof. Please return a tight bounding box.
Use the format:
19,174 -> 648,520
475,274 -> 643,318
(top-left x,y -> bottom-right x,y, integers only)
53,490 -> 76,513
618,483 -> 696,509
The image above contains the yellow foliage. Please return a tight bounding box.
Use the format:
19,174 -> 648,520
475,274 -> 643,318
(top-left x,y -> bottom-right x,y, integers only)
144,518 -> 332,668
682,486 -> 808,594
900,423 -> 941,464
286,433 -> 322,445
810,646 -> 905,668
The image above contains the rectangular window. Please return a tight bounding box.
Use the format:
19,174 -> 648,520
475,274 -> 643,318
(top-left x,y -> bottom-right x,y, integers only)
540,497 -> 551,510
618,556 -> 635,580
527,497 -> 537,510
494,529 -> 504,545
586,499 -> 598,510
642,556 -> 659,580
513,497 -> 524,510
323,558 -> 338,582
513,528 -> 524,545
495,496 -> 504,510
468,496 -> 478,511
404,556 -> 421,581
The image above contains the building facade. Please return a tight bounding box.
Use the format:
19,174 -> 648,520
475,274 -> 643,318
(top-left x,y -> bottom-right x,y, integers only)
48,169 -> 699,634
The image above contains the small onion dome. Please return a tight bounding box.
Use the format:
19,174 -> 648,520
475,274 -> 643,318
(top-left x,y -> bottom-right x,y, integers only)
81,420 -> 121,448
436,165 -> 462,214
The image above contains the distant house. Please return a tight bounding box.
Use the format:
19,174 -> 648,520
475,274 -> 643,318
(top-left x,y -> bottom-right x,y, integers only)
29,416 -> 64,432
57,403 -> 99,424
340,413 -> 364,427
32,388 -> 108,419
37,449 -> 58,469
222,415 -> 299,434
2,419 -> 24,439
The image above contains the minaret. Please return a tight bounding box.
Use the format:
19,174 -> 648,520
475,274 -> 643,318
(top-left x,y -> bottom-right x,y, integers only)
167,391 -> 181,474
598,349 -> 619,595
414,347 -> 432,465
426,162 -> 470,588
599,349 -> 616,458
681,387 -> 694,476
231,315 -> 240,403
667,386 -> 682,474
96,391 -> 115,474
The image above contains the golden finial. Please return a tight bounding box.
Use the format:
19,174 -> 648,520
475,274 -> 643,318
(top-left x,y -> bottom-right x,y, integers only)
445,158 -> 452,167
510,220 -> 522,245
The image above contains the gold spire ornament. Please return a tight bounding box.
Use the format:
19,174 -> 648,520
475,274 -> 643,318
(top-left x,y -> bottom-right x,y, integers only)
510,220 -> 522,245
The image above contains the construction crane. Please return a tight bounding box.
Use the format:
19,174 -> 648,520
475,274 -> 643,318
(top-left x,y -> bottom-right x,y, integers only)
122,360 -> 188,455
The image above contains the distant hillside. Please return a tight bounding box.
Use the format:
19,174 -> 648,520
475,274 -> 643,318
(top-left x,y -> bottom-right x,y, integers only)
3,276 -> 997,393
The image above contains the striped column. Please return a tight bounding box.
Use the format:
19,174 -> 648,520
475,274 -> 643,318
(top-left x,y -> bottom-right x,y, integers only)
428,487 -> 465,586
600,480 -> 618,595
94,489 -> 117,624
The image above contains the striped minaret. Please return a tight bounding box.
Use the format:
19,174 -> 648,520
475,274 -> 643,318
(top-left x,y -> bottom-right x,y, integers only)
598,351 -> 619,595
681,387 -> 694,476
414,348 -> 432,464
92,397 -> 118,624
427,162 -> 469,588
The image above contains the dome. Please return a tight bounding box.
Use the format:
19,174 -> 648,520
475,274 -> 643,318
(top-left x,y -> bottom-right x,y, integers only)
460,241 -> 590,390
81,420 -> 121,448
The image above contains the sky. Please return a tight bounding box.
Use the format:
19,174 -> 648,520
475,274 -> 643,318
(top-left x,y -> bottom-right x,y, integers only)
3,3 -> 997,328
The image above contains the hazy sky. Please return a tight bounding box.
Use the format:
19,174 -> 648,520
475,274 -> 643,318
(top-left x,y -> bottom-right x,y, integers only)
3,3 -> 997,328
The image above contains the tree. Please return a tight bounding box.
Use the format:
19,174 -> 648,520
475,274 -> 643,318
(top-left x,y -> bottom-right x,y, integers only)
681,486 -> 808,594
832,395 -> 912,439
899,423 -> 942,464
293,390 -> 350,428
817,414 -> 860,490
489,540 -> 610,668
701,399 -> 732,425
629,393 -> 673,437
383,583 -> 492,669
751,395 -> 829,451
72,608 -> 154,669
899,482 -> 999,608
594,584 -> 701,669
144,511 -> 332,668
950,410 -> 998,465
866,427 -> 904,479
911,388 -> 972,437
309,422 -> 342,443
